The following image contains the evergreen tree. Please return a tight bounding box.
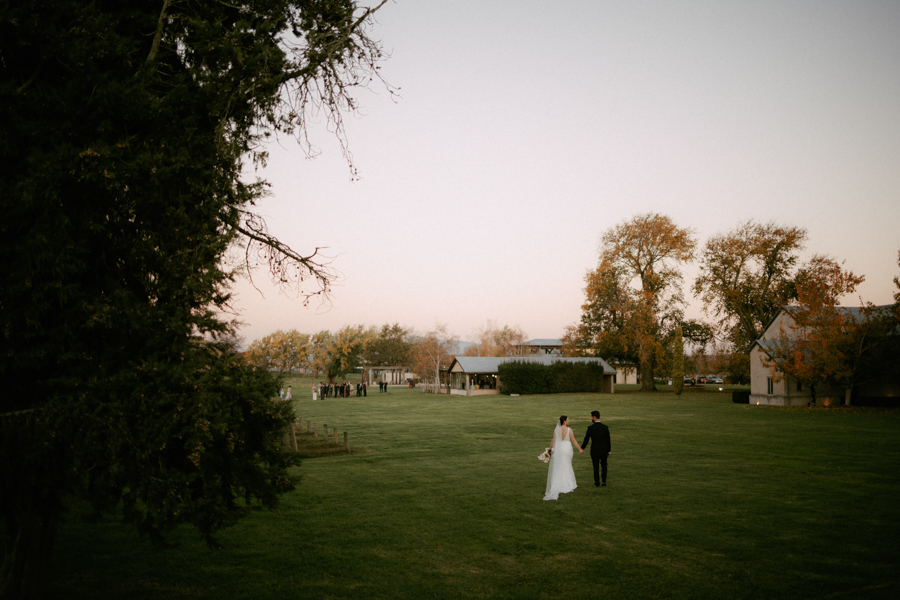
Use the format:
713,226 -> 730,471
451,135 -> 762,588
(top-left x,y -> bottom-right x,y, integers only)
0,1 -> 389,597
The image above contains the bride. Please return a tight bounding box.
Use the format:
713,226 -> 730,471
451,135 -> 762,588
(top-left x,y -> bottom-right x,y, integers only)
544,416 -> 583,501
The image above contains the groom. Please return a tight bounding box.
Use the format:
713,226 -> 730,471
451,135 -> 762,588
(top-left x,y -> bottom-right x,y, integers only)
581,411 -> 611,487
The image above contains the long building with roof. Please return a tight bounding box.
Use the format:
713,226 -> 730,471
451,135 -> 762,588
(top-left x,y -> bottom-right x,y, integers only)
515,339 -> 564,355
447,355 -> 616,396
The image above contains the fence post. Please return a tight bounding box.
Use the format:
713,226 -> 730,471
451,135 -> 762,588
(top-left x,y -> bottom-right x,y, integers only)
307,420 -> 310,433
344,431 -> 349,453
289,423 -> 298,452
313,423 -> 317,439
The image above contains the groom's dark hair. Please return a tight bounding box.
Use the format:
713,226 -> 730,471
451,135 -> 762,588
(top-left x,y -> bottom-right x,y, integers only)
591,411 -> 600,419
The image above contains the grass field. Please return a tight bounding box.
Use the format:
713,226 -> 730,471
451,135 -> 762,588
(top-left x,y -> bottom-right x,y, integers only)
47,385 -> 900,599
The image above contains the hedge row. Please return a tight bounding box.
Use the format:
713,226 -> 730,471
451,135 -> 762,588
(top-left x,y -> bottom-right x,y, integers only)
497,361 -> 607,395
732,391 -> 750,404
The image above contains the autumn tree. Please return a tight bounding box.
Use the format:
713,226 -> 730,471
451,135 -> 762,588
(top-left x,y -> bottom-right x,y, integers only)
694,221 -> 808,346
0,1 -> 390,597
570,214 -> 696,391
274,330 -> 312,374
246,332 -> 280,370
308,330 -> 335,379
462,321 -> 528,357
410,324 -> 459,392
763,258 -> 895,405
320,325 -> 371,382
563,259 -> 637,360
246,330 -> 311,373
364,323 -> 414,366
693,221 -> 810,382
889,251 -> 900,385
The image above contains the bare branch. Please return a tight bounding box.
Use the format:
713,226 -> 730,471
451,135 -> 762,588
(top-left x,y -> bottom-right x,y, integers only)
274,0 -> 398,178
231,210 -> 339,306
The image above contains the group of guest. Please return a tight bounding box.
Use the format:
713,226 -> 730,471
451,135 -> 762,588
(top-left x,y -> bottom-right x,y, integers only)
316,381 -> 370,398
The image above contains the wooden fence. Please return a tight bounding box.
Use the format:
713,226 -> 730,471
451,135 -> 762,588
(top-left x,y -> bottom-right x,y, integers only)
286,416 -> 351,453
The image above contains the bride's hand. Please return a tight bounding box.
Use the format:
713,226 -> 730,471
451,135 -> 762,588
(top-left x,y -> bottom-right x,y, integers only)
579,448 -> 584,455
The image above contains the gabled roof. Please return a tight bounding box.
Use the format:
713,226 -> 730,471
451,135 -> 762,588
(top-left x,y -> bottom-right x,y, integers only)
449,355 -> 616,375
749,339 -> 780,354
750,304 -> 897,354
520,339 -> 563,347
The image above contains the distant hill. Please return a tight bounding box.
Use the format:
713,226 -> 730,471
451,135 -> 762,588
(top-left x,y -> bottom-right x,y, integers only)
455,340 -> 475,354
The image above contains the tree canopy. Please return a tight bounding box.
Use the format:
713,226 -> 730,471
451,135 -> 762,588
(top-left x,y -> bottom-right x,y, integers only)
364,323 -> 415,367
0,1 -> 389,597
410,324 -> 459,391
462,321 -> 528,357
567,214 -> 696,391
694,221 -> 808,350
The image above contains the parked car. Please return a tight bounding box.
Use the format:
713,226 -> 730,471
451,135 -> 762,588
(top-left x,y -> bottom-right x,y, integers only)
707,375 -> 723,384
683,376 -> 694,385
696,376 -> 707,384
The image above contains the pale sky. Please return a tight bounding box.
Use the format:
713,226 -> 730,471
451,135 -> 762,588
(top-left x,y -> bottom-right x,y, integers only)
229,0 -> 900,347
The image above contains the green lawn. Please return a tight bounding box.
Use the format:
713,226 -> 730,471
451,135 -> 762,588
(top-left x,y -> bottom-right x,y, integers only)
47,387 -> 900,599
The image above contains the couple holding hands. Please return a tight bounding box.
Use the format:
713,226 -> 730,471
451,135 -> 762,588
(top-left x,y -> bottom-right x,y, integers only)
543,411 -> 611,501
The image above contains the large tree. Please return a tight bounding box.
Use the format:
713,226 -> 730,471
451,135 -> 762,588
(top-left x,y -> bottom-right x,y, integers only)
0,1 -> 388,597
462,321 -> 528,357
693,221 -> 808,382
246,332 -> 281,371
321,325 -> 371,382
563,259 -> 640,362
694,220 -> 808,347
364,323 -> 415,367
248,329 -> 314,374
410,324 -> 459,392
570,214 -> 696,391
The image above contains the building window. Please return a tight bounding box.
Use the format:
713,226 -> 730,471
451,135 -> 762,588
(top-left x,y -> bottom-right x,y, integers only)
767,377 -> 773,395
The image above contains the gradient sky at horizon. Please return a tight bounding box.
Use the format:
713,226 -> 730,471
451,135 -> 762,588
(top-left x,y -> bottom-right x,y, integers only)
228,0 -> 900,346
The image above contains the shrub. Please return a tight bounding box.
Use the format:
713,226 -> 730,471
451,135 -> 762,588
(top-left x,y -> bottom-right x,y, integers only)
498,361 -> 607,395
732,390 -> 751,404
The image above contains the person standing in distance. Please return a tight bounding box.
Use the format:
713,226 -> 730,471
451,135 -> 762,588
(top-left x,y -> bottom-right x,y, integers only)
581,411 -> 611,487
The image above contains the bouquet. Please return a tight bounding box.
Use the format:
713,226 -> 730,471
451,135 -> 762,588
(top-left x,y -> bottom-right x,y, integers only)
537,447 -> 552,464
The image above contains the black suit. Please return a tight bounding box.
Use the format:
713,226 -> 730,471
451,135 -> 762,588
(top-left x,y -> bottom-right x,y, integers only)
581,421 -> 611,485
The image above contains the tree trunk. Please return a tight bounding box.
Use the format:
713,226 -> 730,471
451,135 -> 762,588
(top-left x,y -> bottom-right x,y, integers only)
844,387 -> 852,406
640,360 -> 657,392
672,327 -> 684,396
0,510 -> 60,600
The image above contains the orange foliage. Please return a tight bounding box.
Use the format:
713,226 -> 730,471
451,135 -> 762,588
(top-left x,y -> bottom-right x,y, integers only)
764,257 -> 893,401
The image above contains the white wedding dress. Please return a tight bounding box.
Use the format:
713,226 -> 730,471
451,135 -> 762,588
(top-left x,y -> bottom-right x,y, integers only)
544,424 -> 577,501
